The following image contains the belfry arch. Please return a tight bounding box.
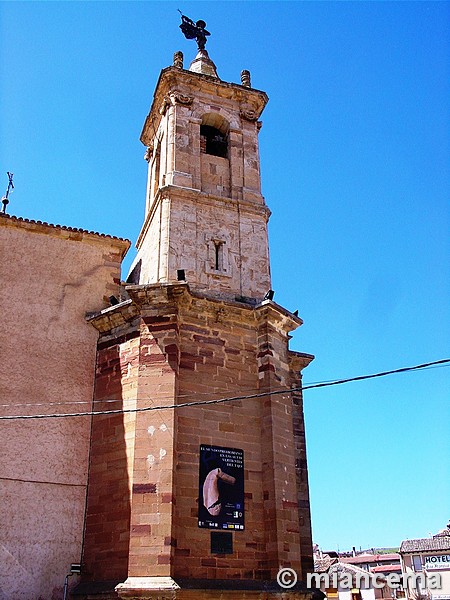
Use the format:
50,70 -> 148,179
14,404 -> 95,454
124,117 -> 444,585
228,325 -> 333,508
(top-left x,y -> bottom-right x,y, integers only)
199,113 -> 231,196
200,112 -> 229,158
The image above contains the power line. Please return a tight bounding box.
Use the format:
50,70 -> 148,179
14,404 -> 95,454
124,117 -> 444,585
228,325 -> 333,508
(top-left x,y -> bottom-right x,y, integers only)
0,475 -> 85,488
0,359 -> 446,411
302,359 -> 450,391
0,359 -> 447,422
0,387 -> 256,409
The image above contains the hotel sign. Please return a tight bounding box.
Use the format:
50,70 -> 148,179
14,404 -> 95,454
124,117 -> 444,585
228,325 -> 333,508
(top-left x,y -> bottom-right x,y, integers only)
424,555 -> 450,570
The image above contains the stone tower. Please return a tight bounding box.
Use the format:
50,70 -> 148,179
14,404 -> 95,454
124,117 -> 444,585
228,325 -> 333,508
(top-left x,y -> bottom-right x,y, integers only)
127,49 -> 271,303
78,43 -> 315,600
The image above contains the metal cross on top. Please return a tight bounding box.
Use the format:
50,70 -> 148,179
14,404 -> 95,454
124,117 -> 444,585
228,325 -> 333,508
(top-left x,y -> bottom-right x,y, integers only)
1,172 -> 14,214
178,10 -> 211,50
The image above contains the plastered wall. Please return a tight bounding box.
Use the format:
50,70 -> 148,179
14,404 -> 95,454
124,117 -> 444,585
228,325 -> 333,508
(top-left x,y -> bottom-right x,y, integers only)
0,215 -> 128,600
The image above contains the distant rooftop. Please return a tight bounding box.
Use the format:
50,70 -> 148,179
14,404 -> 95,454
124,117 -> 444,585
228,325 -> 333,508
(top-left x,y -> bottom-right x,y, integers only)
400,536 -> 450,553
341,553 -> 400,565
371,565 -> 402,573
314,555 -> 338,573
400,524 -> 450,553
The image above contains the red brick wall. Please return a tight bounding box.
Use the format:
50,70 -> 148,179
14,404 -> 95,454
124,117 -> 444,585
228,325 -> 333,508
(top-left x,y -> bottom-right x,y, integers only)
173,302 -> 264,580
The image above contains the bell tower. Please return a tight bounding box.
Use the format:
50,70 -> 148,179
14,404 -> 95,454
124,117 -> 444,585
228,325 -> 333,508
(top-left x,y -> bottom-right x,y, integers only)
80,18 -> 316,600
127,46 -> 271,303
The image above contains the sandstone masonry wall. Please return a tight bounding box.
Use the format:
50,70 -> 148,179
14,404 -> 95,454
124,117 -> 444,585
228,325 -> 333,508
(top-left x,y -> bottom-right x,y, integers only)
81,285 -> 312,596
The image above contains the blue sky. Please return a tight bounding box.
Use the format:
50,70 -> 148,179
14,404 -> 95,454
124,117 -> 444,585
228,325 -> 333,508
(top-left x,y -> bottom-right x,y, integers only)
1,1 -> 449,551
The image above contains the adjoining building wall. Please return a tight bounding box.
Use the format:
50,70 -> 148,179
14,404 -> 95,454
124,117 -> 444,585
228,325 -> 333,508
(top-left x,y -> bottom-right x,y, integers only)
401,550 -> 450,600
0,214 -> 129,600
400,528 -> 450,600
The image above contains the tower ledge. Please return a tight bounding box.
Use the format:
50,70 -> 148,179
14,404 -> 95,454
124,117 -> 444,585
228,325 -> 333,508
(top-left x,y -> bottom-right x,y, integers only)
86,282 -> 304,338
135,185 -> 271,254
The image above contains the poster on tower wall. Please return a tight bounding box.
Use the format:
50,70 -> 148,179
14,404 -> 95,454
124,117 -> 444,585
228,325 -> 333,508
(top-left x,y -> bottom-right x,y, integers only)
198,444 -> 244,530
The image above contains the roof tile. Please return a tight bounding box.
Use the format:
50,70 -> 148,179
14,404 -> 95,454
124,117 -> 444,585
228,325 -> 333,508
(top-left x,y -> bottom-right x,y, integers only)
0,213 -> 130,244
400,537 -> 450,553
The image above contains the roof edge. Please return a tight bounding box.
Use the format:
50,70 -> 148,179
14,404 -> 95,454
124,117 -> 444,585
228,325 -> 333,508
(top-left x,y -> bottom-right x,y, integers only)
0,213 -> 131,255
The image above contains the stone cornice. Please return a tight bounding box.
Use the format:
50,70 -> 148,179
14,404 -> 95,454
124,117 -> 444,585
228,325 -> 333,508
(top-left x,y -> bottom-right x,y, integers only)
255,299 -> 303,334
86,283 -> 303,338
141,66 -> 269,147
289,350 -> 315,372
136,185 -> 271,251
127,282 -> 187,309
86,299 -> 140,333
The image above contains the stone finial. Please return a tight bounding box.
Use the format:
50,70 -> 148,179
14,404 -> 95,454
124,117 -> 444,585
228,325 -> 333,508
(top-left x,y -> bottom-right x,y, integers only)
189,49 -> 219,79
173,51 -> 184,69
241,70 -> 251,87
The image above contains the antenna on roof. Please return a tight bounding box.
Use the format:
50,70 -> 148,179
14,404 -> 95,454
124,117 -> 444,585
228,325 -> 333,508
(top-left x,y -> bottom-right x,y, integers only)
2,172 -> 14,214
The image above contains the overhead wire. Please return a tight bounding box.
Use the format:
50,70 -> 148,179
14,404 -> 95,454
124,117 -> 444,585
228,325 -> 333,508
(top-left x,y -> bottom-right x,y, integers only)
0,358 -> 447,410
0,475 -> 85,487
0,359 -> 447,421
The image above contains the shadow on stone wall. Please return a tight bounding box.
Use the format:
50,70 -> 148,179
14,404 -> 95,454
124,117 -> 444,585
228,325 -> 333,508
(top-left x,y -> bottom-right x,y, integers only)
77,341 -> 133,593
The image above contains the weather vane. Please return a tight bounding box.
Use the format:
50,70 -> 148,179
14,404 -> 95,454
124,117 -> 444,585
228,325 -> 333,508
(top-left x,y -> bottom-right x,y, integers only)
1,172 -> 14,214
178,9 -> 210,50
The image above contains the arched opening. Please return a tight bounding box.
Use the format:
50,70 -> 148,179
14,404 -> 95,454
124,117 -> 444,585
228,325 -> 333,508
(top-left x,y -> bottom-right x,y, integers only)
200,114 -> 229,158
200,125 -> 227,158
200,114 -> 230,196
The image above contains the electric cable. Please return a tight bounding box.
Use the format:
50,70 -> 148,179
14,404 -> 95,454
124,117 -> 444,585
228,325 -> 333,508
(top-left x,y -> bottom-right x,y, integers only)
0,359 -> 447,421
0,359 -> 446,410
0,475 -> 85,487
